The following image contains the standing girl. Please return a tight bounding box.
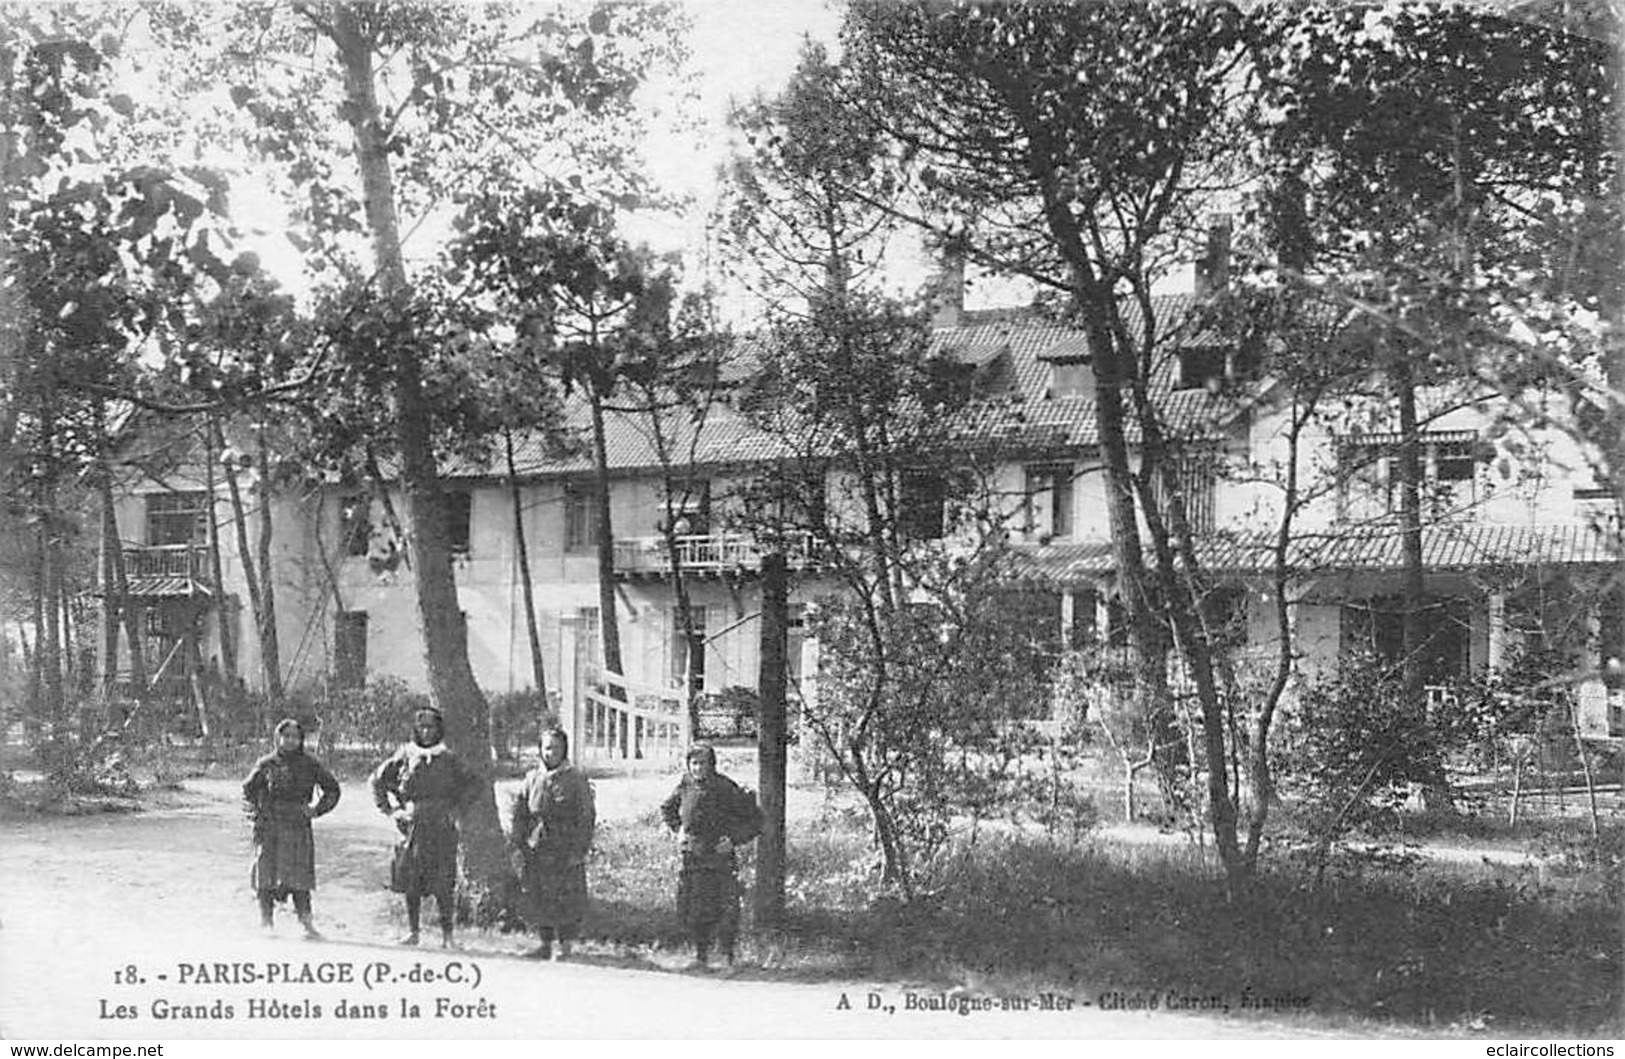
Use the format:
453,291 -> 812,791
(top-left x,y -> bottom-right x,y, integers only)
242,717 -> 342,939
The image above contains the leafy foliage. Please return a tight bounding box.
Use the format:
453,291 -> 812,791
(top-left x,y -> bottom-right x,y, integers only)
319,675 -> 430,756
1273,652 -> 1513,881
805,571 -> 1065,894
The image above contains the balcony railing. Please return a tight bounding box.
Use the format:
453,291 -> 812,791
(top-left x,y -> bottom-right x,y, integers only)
612,532 -> 815,577
102,544 -> 213,596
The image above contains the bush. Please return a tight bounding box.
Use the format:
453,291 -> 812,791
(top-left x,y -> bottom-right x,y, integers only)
805,574 -> 1063,897
1280,653 -> 1462,880
490,689 -> 557,759
35,734 -> 139,798
320,677 -> 430,754
697,685 -> 760,740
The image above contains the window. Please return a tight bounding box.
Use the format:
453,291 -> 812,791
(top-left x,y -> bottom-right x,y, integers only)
1051,361 -> 1091,397
1106,596 -> 1130,649
662,480 -> 711,536
1023,463 -> 1075,539
339,495 -> 370,557
1176,345 -> 1257,392
1066,588 -> 1099,648
576,606 -> 601,676
1177,347 -> 1228,391
794,469 -> 828,531
1152,453 -> 1217,533
670,605 -> 708,694
786,603 -> 806,685
564,483 -> 598,552
145,491 -> 208,546
1066,588 -> 1148,651
1340,598 -> 1470,684
333,611 -> 368,690
444,490 -> 472,556
899,470 -> 947,541
923,356 -> 976,406
1338,437 -> 1395,512
1601,587 -> 1623,693
1435,440 -> 1474,482
145,608 -> 172,638
1337,432 -> 1479,518
1200,584 -> 1248,650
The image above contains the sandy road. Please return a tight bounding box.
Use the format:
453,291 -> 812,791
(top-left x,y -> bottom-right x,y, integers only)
0,777 -> 1305,1040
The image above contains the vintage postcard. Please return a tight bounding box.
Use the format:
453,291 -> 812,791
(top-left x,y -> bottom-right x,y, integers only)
0,0 -> 1619,1044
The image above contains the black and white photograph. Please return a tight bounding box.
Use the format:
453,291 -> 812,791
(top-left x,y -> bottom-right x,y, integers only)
0,0 -> 1620,1043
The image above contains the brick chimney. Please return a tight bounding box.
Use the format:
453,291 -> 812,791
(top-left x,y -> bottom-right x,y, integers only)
1194,215 -> 1231,297
932,251 -> 965,329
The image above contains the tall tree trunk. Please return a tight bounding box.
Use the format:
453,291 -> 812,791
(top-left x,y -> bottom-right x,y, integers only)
1393,359 -> 1451,812
203,416 -> 237,684
1081,296 -> 1179,812
253,427 -> 283,701
587,391 -> 624,683
755,550 -> 789,929
110,489 -> 145,699
504,430 -> 548,707
99,476 -> 122,697
1124,342 -> 1244,884
651,455 -> 700,731
664,530 -> 699,729
220,426 -> 280,704
331,2 -> 505,909
37,495 -> 62,730
1244,396 -> 1311,873
57,559 -> 75,702
1602,29 -> 1624,708
29,549 -> 47,735
94,401 -> 119,704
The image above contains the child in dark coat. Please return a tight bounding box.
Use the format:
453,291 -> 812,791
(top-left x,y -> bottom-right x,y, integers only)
242,717 -> 341,938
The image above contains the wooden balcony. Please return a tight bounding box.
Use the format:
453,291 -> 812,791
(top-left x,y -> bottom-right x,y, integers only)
104,544 -> 214,598
612,532 -> 816,580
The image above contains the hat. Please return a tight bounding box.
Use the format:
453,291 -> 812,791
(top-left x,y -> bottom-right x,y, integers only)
686,743 -> 717,766
413,706 -> 444,727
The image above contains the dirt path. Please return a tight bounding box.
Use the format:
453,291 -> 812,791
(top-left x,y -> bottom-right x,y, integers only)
0,775 -> 1309,1040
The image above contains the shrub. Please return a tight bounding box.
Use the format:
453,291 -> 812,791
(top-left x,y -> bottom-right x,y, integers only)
489,689 -> 557,759
697,685 -> 761,740
1279,653 -> 1458,881
320,677 -> 430,754
35,733 -> 139,798
804,574 -> 1063,898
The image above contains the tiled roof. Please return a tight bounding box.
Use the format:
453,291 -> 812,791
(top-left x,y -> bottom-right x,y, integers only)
442,295 -> 1237,480
1016,523 -> 1621,583
1294,522 -> 1622,571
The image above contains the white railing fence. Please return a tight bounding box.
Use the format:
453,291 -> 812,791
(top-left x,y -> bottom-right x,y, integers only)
573,667 -> 690,766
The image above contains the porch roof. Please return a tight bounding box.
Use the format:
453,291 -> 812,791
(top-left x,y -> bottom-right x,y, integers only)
104,576 -> 212,599
1015,522 -> 1622,583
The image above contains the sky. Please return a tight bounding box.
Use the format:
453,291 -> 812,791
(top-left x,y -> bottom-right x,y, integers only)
620,0 -> 853,312
648,0 -> 844,200
212,0 -> 1044,321
225,0 -> 850,317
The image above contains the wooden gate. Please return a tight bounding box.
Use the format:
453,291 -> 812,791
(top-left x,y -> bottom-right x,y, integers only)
574,668 -> 690,767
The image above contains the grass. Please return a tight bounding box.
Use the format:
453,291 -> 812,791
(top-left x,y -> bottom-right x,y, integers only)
568,803 -> 1622,1037
4,737 -> 1618,1034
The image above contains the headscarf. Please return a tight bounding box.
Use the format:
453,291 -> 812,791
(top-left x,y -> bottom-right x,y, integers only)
273,717 -> 305,754
412,706 -> 445,748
